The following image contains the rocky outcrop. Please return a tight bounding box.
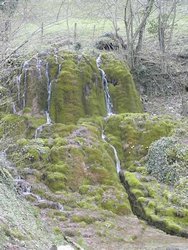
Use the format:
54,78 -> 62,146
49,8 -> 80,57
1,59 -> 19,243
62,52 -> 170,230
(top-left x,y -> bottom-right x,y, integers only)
6,51 -> 142,124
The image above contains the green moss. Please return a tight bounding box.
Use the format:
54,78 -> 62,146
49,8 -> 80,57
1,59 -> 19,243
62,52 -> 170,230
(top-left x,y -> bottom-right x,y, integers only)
71,215 -> 95,224
45,172 -> 67,191
156,207 -> 176,217
4,228 -> 25,241
147,200 -> 156,209
17,138 -> 29,146
101,199 -> 131,215
50,53 -> 106,124
125,172 -> 143,189
146,185 -> 157,198
47,162 -> 69,174
0,114 -> 28,139
164,219 -> 182,233
89,167 -> 112,185
131,188 -> 145,198
79,185 -> 90,194
149,214 -> 161,223
53,226 -> 63,235
23,107 -> 32,114
105,113 -> 176,168
137,197 -> 147,203
101,53 -> 143,114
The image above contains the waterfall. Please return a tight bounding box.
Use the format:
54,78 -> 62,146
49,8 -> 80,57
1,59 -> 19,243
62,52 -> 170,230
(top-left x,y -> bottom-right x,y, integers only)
96,55 -> 113,116
12,102 -> 16,114
101,69 -> 113,116
102,130 -> 121,174
35,124 -> 45,139
97,55 -> 121,173
45,63 -> 52,125
16,74 -> 21,107
35,62 -> 52,138
58,64 -> 62,75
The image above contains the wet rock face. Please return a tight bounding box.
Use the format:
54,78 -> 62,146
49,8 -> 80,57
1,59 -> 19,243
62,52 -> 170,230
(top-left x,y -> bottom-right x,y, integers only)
7,51 -> 142,124
101,53 -> 143,114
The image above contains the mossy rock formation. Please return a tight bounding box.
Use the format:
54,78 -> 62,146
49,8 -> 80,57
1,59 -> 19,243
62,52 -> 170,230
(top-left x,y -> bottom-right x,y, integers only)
105,113 -> 176,169
1,48 -> 188,244
120,170 -> 188,238
7,51 -> 142,124
101,53 -> 143,114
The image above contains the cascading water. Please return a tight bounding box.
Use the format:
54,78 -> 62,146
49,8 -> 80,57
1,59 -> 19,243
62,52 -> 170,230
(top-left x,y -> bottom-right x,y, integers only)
45,62 -> 52,125
0,151 -> 63,211
102,130 -> 121,174
96,55 -> 121,173
35,62 -> 52,138
34,124 -> 45,139
58,64 -> 62,75
16,74 -> 22,107
96,55 -> 113,116
12,102 -> 16,114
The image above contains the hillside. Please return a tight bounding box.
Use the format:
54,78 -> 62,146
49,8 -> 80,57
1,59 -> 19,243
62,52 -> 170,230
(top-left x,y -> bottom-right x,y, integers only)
0,1 -> 188,250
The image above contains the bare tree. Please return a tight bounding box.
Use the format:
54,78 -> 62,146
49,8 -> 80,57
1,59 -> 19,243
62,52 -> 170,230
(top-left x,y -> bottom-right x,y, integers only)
124,0 -> 155,69
99,0 -> 122,37
156,0 -> 179,72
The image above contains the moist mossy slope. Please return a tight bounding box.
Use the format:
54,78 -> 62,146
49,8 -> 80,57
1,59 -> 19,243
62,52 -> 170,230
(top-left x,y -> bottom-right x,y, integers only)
6,120 -> 131,216
0,166 -> 61,249
50,52 -> 106,124
105,113 -> 176,169
101,53 -> 143,114
120,170 -> 188,237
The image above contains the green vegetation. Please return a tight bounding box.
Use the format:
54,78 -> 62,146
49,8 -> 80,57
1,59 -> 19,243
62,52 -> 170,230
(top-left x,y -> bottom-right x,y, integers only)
50,52 -> 106,124
147,137 -> 188,185
122,170 -> 188,237
0,166 -> 63,249
101,53 -> 143,114
1,46 -> 188,248
105,113 -> 176,169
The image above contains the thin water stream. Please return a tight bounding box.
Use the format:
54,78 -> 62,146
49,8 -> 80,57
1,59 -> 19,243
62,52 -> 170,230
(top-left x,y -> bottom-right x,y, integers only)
35,62 -> 52,138
0,151 -> 63,211
96,55 -> 121,174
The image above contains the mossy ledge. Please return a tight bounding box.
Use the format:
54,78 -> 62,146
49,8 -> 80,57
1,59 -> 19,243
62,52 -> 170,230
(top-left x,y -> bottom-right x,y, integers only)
119,171 -> 188,238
